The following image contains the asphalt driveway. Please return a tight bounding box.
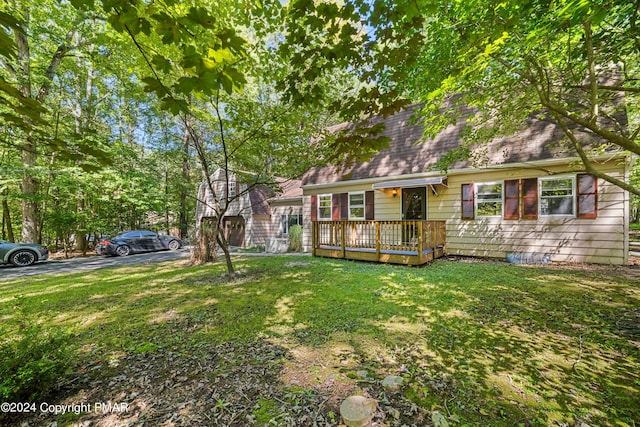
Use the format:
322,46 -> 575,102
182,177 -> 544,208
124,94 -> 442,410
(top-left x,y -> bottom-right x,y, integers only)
0,248 -> 191,281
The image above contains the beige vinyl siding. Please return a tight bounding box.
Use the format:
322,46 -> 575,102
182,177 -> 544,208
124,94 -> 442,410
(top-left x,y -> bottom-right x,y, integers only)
434,161 -> 627,265
302,195 -> 313,250
303,159 -> 628,264
375,189 -> 402,220
270,204 -> 303,236
305,183 -> 402,220
248,216 -> 270,246
196,169 -> 253,226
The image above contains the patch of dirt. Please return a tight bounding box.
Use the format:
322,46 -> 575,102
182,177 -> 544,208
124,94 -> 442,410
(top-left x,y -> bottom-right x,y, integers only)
441,255 -> 640,282
533,257 -> 640,282
10,339 -> 429,427
48,250 -> 99,260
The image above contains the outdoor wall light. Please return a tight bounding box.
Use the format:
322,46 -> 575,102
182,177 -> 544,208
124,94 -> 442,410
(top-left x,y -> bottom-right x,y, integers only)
392,188 -> 398,197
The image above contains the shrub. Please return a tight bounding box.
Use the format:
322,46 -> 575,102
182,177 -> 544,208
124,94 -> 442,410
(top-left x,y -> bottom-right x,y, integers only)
288,224 -> 303,252
0,323 -> 72,402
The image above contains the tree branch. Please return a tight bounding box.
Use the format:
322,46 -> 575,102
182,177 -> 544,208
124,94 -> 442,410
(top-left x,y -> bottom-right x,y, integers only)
36,29 -> 79,102
550,109 -> 639,196
542,98 -> 640,156
571,84 -> 640,94
583,20 -> 599,123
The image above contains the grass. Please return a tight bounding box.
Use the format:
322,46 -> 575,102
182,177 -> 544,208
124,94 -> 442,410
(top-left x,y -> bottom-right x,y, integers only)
1,256 -> 639,426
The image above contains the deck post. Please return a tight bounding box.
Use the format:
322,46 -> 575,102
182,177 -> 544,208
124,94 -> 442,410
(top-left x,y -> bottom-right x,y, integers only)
417,221 -> 424,262
340,221 -> 346,259
375,221 -> 381,262
312,222 -> 317,257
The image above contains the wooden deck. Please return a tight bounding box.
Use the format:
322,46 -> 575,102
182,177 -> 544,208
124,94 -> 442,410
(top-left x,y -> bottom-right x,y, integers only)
312,220 -> 446,266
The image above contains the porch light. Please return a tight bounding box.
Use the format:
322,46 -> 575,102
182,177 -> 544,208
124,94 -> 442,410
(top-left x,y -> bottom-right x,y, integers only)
392,188 -> 398,197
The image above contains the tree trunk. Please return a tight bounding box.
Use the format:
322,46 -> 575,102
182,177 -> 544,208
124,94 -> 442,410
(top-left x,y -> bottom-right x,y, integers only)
15,8 -> 39,243
2,198 -> 15,242
165,168 -> 170,234
21,148 -> 39,243
190,218 -> 218,265
78,191 -> 87,255
217,231 -> 235,278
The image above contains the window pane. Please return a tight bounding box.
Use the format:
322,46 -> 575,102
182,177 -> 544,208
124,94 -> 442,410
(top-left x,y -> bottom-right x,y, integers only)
349,192 -> 365,219
319,195 -> 332,219
477,183 -> 502,197
476,183 -> 502,217
349,193 -> 364,205
540,178 -> 574,216
477,202 -> 501,216
350,207 -> 365,218
541,178 -> 572,191
541,197 -> 573,215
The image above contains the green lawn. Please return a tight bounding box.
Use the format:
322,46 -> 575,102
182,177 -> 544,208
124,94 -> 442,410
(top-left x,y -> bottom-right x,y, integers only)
1,256 -> 639,426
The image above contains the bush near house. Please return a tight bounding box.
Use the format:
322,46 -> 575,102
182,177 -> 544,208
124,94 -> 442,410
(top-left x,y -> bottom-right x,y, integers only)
288,224 -> 303,252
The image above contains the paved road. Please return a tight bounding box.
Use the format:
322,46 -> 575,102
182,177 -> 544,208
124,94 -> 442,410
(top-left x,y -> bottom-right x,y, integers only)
0,248 -> 191,281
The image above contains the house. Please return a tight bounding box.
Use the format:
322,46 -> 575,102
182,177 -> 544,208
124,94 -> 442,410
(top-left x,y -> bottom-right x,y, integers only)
195,169 -> 303,249
301,105 -> 631,265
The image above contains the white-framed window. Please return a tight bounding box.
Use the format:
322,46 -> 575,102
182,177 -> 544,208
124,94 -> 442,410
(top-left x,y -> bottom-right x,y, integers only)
539,175 -> 575,216
348,192 -> 365,220
475,182 -> 503,217
318,194 -> 332,220
280,214 -> 303,235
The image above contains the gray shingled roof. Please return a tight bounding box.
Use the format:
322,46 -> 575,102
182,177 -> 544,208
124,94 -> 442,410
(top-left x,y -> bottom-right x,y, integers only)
302,104 -> 610,186
248,178 -> 303,215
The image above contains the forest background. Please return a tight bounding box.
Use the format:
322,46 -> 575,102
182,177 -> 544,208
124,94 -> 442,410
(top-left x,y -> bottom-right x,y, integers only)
1,0 -> 638,256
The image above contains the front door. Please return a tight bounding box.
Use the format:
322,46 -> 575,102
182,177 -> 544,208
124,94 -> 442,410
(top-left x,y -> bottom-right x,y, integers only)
402,187 -> 426,245
402,187 -> 426,220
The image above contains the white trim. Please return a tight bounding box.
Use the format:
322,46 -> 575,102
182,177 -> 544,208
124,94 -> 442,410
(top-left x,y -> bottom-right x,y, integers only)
301,153 -> 628,192
348,192 -> 366,220
318,194 -> 332,220
475,181 -> 504,218
538,175 -> 576,217
372,176 -> 447,189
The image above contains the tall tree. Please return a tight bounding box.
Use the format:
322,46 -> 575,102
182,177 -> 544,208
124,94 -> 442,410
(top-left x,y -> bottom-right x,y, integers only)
96,0 -> 339,276
283,0 -> 639,195
405,0 -> 638,195
1,0 -> 112,242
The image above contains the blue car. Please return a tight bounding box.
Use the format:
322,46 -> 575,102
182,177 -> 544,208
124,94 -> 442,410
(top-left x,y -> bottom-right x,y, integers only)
0,240 -> 49,267
96,230 -> 182,257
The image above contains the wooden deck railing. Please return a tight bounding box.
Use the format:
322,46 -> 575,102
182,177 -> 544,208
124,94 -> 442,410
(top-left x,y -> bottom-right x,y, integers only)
312,220 -> 446,265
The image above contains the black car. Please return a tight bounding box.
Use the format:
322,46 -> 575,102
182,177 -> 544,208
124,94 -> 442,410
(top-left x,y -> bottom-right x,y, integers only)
96,230 -> 182,257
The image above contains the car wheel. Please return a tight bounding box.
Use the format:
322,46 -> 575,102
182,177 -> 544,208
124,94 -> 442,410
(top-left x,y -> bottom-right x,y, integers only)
115,245 -> 131,256
168,240 -> 180,250
9,250 -> 37,267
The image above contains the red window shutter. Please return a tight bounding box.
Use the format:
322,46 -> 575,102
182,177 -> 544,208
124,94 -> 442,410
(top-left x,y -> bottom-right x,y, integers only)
365,191 -> 375,220
332,194 -> 340,220
504,179 -> 520,220
461,183 -> 474,220
521,178 -> 538,220
310,195 -> 318,221
577,174 -> 597,219
340,193 -> 349,220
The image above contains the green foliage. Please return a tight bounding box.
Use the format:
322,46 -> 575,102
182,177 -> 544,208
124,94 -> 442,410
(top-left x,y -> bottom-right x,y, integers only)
287,224 -> 302,252
284,0 -> 639,194
0,315 -> 72,401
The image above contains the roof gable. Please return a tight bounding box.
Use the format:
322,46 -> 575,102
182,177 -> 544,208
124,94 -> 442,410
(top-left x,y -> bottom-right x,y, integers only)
302,104 -> 610,186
